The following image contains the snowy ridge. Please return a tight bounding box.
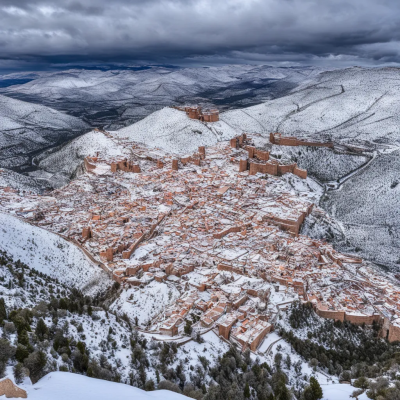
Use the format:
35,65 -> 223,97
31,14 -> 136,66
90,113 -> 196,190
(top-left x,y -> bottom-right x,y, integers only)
0,212 -> 109,295
0,168 -> 46,193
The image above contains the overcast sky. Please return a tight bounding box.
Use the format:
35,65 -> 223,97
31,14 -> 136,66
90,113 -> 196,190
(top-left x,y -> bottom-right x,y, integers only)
1,0 -> 400,71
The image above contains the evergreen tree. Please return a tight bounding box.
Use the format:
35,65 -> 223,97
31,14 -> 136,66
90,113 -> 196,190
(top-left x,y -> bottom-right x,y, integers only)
35,318 -> 48,340
244,382 -> 250,398
309,377 -> 323,400
13,363 -> 25,384
15,344 -> 30,363
0,298 -> 7,324
18,330 -> 30,347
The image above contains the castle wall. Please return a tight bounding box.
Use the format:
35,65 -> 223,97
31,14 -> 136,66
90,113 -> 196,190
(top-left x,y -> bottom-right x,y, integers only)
293,166 -> 308,179
249,324 -> 272,351
172,159 -> 179,171
270,133 -> 334,148
345,313 -> 381,325
315,307 -> 345,322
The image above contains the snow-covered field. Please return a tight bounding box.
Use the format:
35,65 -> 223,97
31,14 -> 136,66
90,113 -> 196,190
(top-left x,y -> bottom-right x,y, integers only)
0,212 -> 110,294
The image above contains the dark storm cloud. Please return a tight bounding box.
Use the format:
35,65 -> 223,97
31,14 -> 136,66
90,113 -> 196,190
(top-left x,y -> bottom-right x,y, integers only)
0,0 -> 400,69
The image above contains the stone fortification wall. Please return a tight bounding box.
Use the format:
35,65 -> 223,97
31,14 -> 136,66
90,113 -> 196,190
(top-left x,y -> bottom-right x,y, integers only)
315,304 -> 382,326
345,313 -> 381,325
232,134 -> 307,179
315,307 -> 346,322
84,157 -> 97,173
173,106 -> 219,122
270,132 -> 333,148
111,159 -> 141,173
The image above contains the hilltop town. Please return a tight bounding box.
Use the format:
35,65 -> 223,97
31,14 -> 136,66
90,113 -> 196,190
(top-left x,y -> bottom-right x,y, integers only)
1,107 -> 400,356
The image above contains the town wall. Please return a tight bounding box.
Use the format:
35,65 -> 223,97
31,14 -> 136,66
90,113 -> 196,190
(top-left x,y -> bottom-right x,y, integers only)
84,157 -> 97,173
270,132 -> 334,148
315,307 -> 345,322
344,313 -> 381,325
250,324 -> 272,351
173,105 -> 219,122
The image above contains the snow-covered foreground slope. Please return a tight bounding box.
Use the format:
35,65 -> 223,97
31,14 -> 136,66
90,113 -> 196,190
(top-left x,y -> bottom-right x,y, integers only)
114,107 -> 238,155
23,372 -> 188,400
0,94 -> 89,170
0,65 -> 323,129
0,212 -> 109,294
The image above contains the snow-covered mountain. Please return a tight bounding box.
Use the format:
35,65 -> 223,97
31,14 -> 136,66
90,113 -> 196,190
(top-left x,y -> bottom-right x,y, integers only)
0,94 -> 89,171
0,65 -> 323,129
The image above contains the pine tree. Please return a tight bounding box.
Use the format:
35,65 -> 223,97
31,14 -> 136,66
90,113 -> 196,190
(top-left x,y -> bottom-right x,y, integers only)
0,298 -> 7,324
35,318 -> 48,340
244,382 -> 251,398
13,363 -> 25,384
309,377 -> 323,400
18,329 -> 30,347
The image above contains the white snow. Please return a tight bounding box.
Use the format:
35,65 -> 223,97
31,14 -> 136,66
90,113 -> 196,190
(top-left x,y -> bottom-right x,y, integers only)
321,383 -> 368,400
25,372 -> 187,400
0,212 -> 110,295
113,107 -> 238,155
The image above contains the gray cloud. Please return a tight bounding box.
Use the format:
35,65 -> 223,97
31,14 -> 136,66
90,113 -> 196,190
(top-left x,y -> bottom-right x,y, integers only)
0,0 -> 400,70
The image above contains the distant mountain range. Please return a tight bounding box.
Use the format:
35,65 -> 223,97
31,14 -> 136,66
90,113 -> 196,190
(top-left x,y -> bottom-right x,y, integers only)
0,65 -> 323,129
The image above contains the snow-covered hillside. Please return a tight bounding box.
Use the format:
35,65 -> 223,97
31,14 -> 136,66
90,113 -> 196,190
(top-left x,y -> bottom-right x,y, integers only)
32,130 -> 126,187
114,107 -> 238,155
0,94 -> 89,170
221,67 -> 400,146
0,168 -> 47,193
0,65 -> 323,129
0,213 -> 109,295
